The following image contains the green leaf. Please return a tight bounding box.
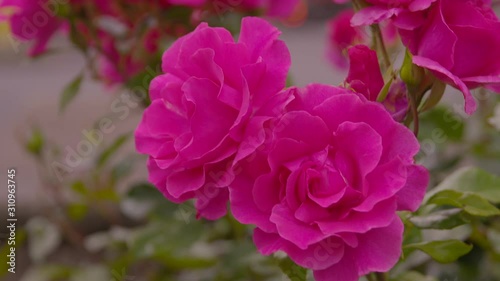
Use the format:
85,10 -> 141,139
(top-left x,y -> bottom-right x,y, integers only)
404,240 -> 472,263
60,73 -> 84,113
91,188 -> 120,202
96,133 -> 131,169
425,167 -> 500,203
66,203 -> 88,221
410,208 -> 469,229
419,80 -> 446,112
428,190 -> 500,217
71,181 -> 88,196
278,257 -> 307,281
400,49 -> 424,87
377,76 -> 394,102
25,127 -> 44,156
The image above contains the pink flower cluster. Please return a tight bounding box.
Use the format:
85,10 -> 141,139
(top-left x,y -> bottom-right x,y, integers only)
0,0 -> 300,85
135,17 -> 429,281
330,0 -> 500,114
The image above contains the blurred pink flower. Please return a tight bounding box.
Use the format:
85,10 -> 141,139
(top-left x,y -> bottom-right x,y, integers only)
349,0 -> 437,29
327,9 -> 398,69
327,9 -> 367,68
135,17 -> 292,220
230,83 -> 428,281
399,0 -> 500,114
1,0 -> 63,56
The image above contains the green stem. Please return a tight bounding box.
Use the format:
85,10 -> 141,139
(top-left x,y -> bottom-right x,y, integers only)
409,91 -> 420,136
371,24 -> 392,70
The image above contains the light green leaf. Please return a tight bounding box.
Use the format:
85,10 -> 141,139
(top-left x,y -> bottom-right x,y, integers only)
428,190 -> 500,217
377,76 -> 394,102
404,240 -> 472,263
60,73 -> 83,113
91,188 -> 120,202
410,208 -> 469,229
425,167 -> 500,203
400,49 -> 424,87
66,203 -> 88,221
70,181 -> 87,196
25,128 -> 44,156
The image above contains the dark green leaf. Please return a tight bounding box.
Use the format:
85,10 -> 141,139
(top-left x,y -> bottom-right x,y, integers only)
60,73 -> 83,113
127,182 -> 162,201
404,240 -> 472,263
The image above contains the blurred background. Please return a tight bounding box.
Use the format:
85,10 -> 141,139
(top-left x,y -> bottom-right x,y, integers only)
1,0 -> 500,281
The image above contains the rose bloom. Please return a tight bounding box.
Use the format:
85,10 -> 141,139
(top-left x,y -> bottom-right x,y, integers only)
1,0 -> 63,56
230,83 -> 428,281
135,17 -> 292,220
399,0 -> 500,114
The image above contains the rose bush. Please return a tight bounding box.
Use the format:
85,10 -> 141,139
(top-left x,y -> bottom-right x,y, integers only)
230,83 -> 429,281
135,17 -> 293,220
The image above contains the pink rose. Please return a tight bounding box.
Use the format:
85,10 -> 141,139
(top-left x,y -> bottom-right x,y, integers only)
135,17 -> 292,220
399,0 -> 500,114
1,0 -> 63,56
230,83 -> 428,281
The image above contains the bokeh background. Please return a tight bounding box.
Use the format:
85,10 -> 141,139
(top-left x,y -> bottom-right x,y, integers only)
1,1 -> 500,281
